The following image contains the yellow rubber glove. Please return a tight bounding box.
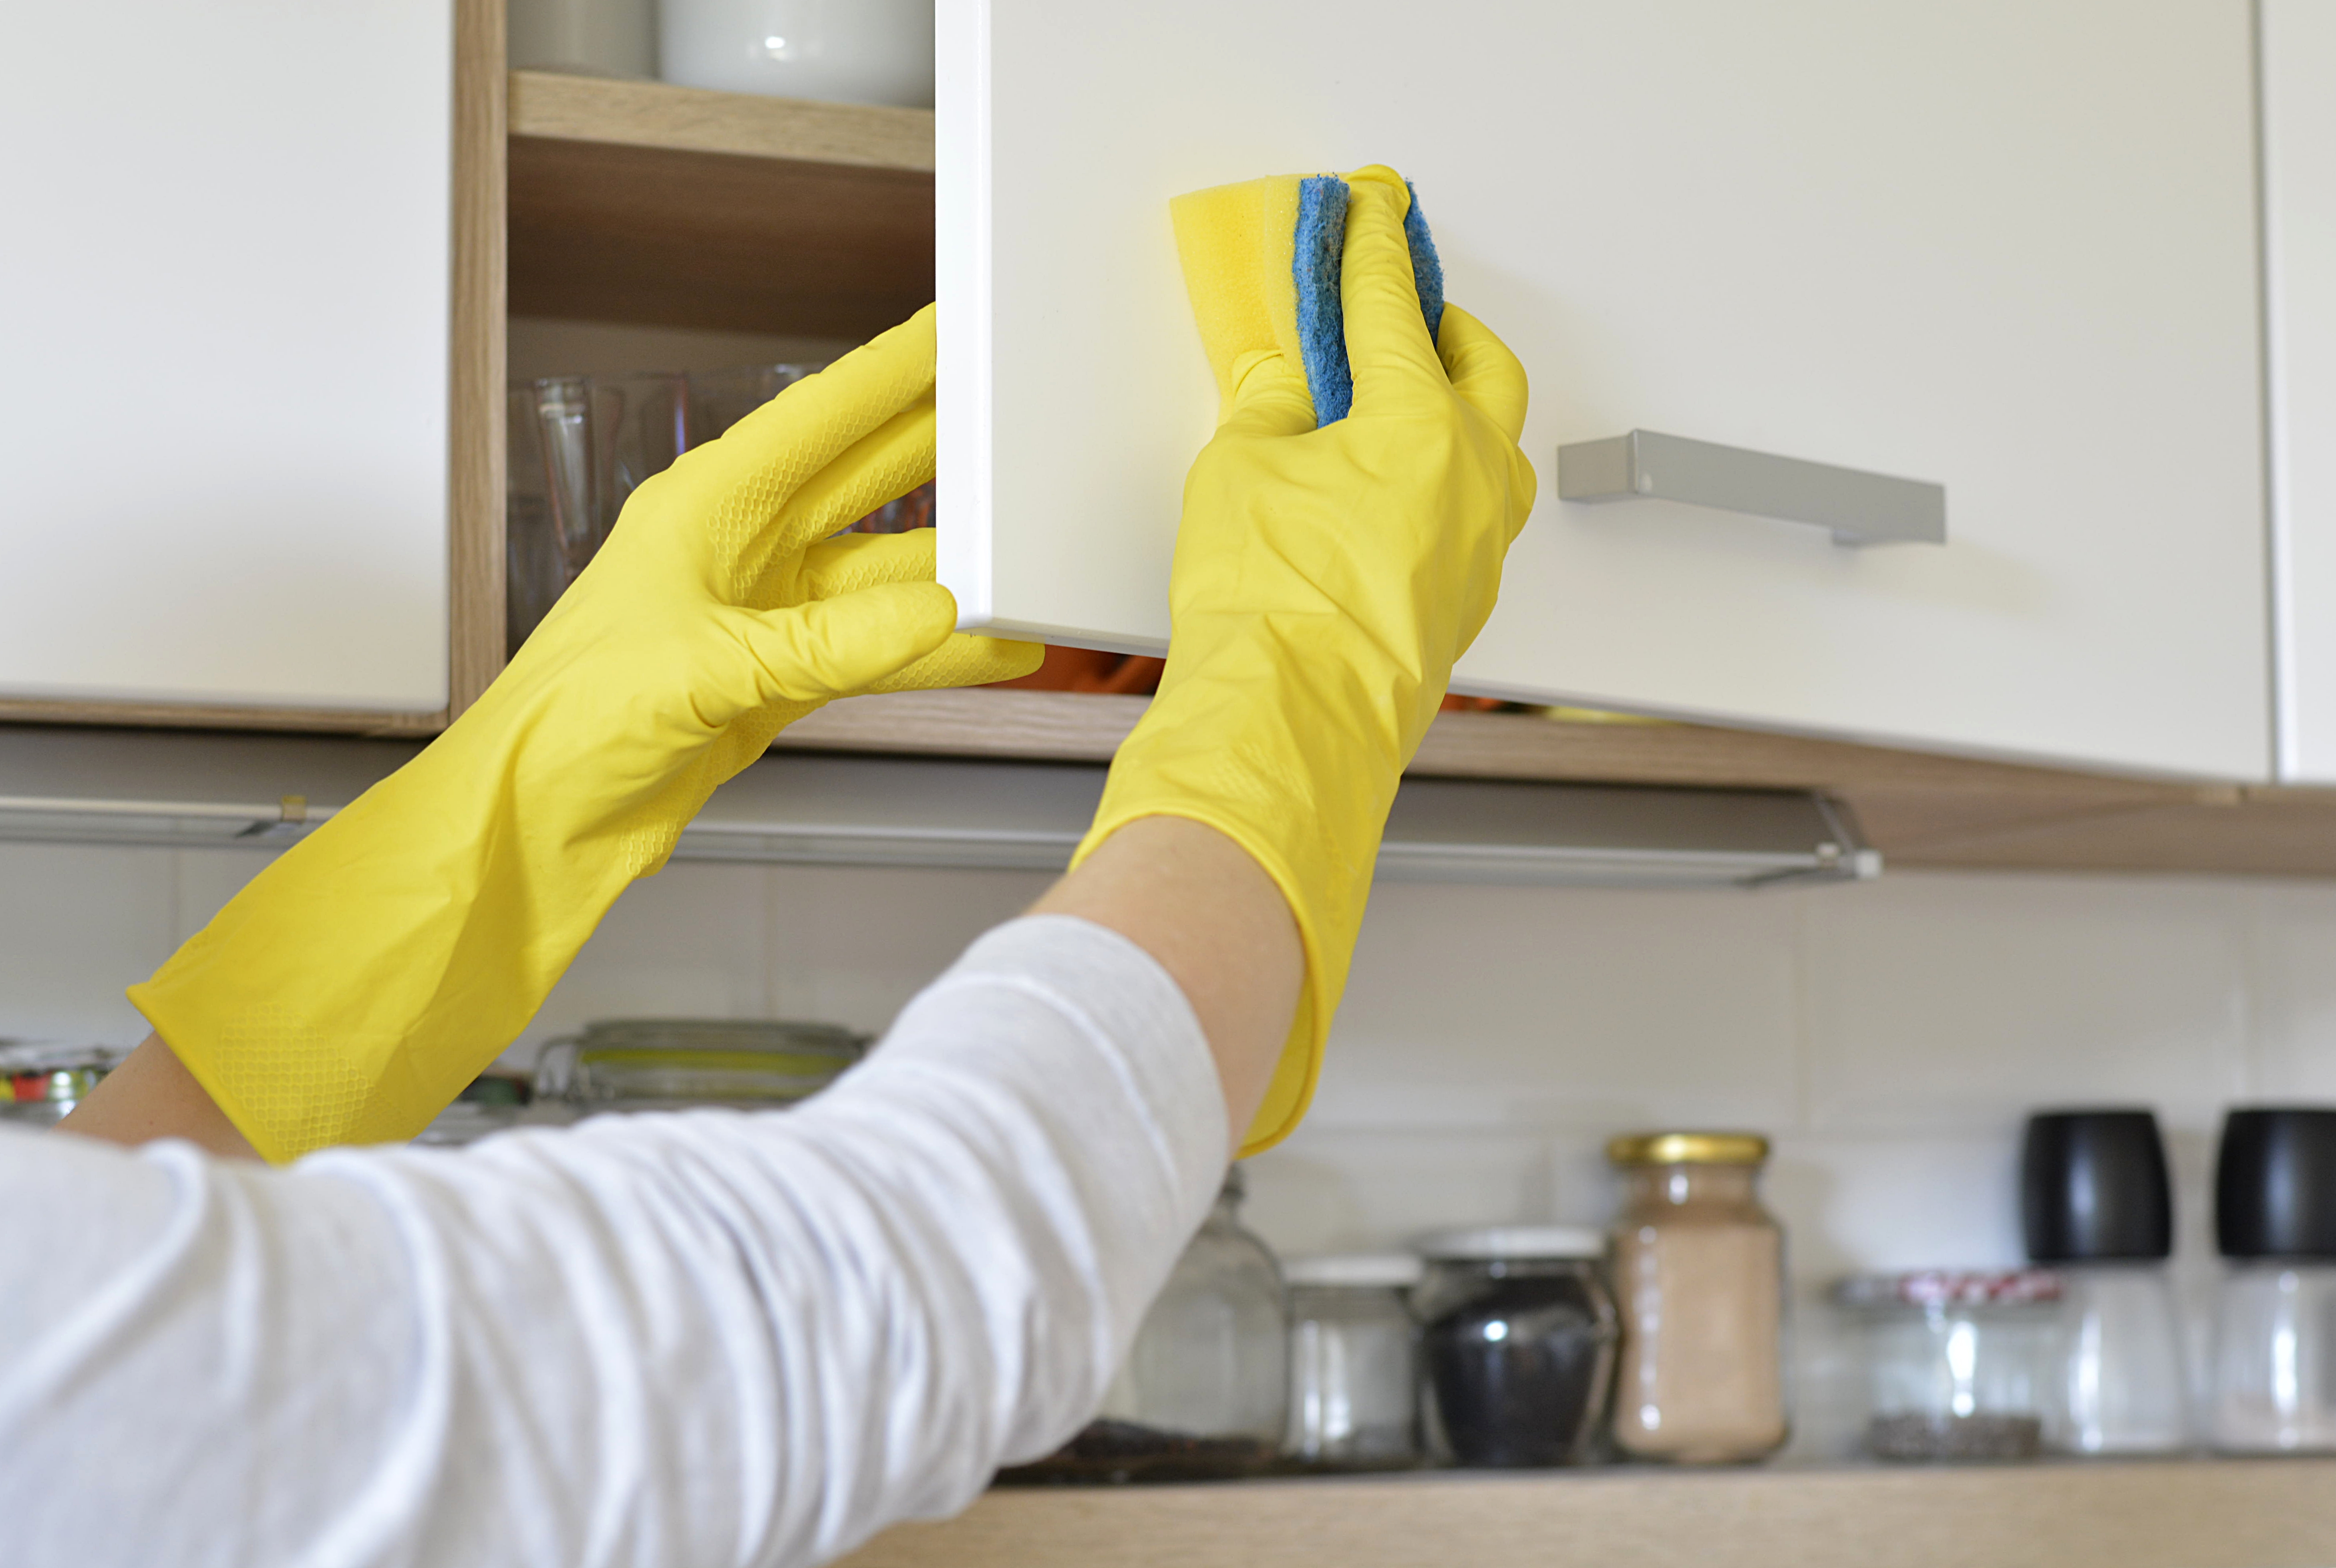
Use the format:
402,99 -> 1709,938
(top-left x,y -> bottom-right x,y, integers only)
1074,167 -> 1537,1155
131,307 -> 1039,1162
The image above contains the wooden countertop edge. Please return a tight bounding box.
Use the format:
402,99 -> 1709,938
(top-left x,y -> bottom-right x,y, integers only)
837,1459 -> 2336,1568
508,69 -> 935,173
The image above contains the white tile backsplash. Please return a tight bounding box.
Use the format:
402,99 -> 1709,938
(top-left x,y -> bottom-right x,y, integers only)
169,845 -> 277,942
1322,882 -> 1801,1131
2241,882 -> 2336,1101
0,841 -> 177,1045
503,859 -> 775,1067
1799,873 -> 2249,1133
9,831 -> 2336,1284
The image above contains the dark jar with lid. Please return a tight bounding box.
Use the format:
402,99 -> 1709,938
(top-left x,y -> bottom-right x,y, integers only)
1415,1227 -> 1618,1467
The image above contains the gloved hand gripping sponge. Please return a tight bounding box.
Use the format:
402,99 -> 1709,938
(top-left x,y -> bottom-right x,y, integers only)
1097,167 -> 1535,1158
1170,171 -> 1446,425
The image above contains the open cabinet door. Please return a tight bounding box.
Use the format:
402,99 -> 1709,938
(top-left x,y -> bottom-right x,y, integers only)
937,0 -> 2270,782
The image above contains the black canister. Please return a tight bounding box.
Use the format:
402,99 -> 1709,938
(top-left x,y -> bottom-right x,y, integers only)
1414,1227 -> 1616,1468
2216,1107 -> 2336,1260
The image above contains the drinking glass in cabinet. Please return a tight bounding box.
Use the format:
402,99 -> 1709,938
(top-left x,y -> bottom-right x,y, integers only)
1606,1131 -> 1789,1464
1284,1253 -> 1425,1471
508,0 -> 656,77
1414,1227 -> 1617,1468
506,373 -> 690,653
1833,1270 -> 2062,1462
2210,1107 -> 2336,1453
686,362 -> 939,535
1000,1165 -> 1286,1482
660,0 -> 935,105
686,362 -> 819,444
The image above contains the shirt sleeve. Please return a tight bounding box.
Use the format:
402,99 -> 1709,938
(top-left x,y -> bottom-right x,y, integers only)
0,914 -> 1230,1568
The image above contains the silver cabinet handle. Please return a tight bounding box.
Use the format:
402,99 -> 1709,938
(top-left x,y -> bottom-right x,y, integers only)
1556,430 -> 1946,546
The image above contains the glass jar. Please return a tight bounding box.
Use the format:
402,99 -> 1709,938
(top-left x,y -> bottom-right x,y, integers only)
1001,1166 -> 1287,1482
1834,1270 -> 2062,1462
2050,1264 -> 2190,1454
533,1018 -> 867,1115
415,1072 -> 535,1147
2020,1109 -> 2189,1454
1606,1131 -> 1788,1463
1284,1253 -> 1424,1470
2209,1107 -> 2336,1453
1415,1227 -> 1617,1468
0,1043 -> 125,1127
2210,1264 -> 2336,1452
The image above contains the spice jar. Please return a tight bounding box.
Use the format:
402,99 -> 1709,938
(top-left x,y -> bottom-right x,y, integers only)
1606,1131 -> 1789,1463
1835,1270 -> 2062,1462
2021,1109 -> 2190,1454
2209,1107 -> 2336,1453
1415,1227 -> 1617,1468
0,1043 -> 125,1126
1284,1253 -> 1424,1469
1001,1166 -> 1287,1482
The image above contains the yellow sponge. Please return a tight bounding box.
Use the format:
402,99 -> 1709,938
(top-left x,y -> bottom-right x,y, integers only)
1172,168 -> 1447,428
1168,175 -> 1309,413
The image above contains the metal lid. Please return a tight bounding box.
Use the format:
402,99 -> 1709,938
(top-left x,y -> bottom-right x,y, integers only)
1284,1252 -> 1426,1288
1832,1269 -> 2064,1310
1607,1131 -> 1771,1166
536,1018 -> 869,1109
1416,1225 -> 1606,1261
0,1041 -> 127,1122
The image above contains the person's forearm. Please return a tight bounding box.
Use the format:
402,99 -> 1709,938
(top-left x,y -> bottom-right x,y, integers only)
59,1032 -> 258,1159
1030,815 -> 1302,1144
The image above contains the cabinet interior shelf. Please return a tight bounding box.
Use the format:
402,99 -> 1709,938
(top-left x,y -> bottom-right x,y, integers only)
835,1458 -> 2336,1568
507,70 -> 935,338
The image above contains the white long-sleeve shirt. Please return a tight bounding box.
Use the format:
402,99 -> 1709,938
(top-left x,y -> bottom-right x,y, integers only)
0,915 -> 1229,1568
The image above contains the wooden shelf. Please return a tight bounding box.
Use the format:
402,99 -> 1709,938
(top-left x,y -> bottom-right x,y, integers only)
836,1459 -> 2336,1568
507,71 -> 934,337
774,688 -> 2336,878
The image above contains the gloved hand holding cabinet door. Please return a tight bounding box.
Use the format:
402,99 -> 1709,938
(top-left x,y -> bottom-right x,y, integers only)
127,308 -> 1040,1162
1075,165 -> 1539,1155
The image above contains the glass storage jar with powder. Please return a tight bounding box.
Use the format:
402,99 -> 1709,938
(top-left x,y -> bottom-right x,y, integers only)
1415,1228 -> 1618,1467
1001,1165 -> 1288,1482
1606,1131 -> 1789,1463
1284,1252 -> 1425,1469
1835,1270 -> 2062,1462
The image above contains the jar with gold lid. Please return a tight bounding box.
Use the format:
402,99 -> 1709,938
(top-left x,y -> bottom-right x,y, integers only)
1606,1131 -> 1789,1463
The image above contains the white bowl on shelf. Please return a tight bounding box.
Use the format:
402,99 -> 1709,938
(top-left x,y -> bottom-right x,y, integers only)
660,0 -> 934,107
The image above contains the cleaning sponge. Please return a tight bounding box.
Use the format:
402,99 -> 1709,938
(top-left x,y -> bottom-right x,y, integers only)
1171,169 -> 1446,426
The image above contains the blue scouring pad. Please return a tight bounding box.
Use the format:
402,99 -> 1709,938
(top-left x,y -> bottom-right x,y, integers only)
1292,176 -> 1447,425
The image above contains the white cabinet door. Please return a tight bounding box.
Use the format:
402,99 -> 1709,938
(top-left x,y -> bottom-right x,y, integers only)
938,0 -> 2269,781
2263,0 -> 2336,784
0,3 -> 452,713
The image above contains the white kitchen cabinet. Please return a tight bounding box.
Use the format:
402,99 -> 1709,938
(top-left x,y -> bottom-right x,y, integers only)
0,2 -> 461,716
937,0 -> 2270,781
2262,0 -> 2336,784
